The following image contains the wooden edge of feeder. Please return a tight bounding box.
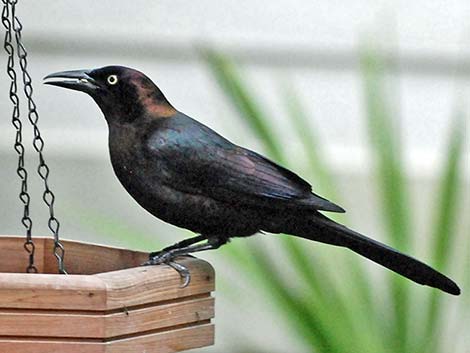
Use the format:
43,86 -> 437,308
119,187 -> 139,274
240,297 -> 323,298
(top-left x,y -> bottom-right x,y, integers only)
0,257 -> 215,311
0,236 -> 215,311
0,292 -> 214,339
0,323 -> 215,353
0,236 -> 149,274
43,237 -> 150,274
0,236 -> 216,352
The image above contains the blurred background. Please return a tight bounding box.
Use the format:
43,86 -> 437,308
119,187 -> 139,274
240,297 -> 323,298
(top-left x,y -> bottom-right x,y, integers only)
0,1 -> 469,352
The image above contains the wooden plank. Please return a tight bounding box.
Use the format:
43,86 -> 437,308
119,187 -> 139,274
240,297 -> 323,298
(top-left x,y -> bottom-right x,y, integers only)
98,257 -> 215,310
0,324 -> 214,353
0,340 -> 105,353
0,237 -> 45,273
0,273 -> 107,310
0,236 -> 148,275
106,323 -> 214,353
0,259 -> 214,311
0,241 -> 213,311
104,296 -> 214,338
0,296 -> 214,338
43,238 -> 148,275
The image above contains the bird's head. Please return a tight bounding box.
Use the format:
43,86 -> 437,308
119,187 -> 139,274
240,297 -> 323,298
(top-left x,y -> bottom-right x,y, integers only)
44,66 -> 176,123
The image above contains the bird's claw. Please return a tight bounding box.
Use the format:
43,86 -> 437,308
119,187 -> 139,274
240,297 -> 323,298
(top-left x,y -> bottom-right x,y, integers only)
142,252 -> 192,288
167,261 -> 191,288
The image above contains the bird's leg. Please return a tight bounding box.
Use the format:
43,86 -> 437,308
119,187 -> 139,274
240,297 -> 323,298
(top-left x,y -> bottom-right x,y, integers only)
148,234 -> 207,259
145,239 -> 223,265
143,237 -> 227,287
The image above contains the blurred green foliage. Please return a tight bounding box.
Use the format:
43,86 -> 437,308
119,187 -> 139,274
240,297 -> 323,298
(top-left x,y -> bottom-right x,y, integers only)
79,48 -> 468,353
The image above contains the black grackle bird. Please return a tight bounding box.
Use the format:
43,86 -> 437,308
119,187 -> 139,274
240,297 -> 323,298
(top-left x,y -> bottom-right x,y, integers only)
44,66 -> 460,295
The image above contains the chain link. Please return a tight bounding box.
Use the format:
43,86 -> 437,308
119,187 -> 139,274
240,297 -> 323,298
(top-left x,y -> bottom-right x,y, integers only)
2,0 -> 66,274
2,0 -> 36,273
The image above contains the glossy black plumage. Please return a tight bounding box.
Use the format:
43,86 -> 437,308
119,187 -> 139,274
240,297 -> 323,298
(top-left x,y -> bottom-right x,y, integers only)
44,65 -> 460,295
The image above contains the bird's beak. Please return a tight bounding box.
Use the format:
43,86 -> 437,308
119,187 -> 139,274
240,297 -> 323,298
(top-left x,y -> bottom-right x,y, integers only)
43,69 -> 98,93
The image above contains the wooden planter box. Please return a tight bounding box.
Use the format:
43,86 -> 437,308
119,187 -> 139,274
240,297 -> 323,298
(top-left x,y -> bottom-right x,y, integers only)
0,236 -> 215,353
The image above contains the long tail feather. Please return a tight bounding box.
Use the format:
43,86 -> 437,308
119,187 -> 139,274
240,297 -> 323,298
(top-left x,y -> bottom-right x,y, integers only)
286,213 -> 460,295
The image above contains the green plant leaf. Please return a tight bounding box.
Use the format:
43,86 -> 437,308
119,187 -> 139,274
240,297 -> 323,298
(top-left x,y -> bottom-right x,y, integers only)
281,82 -> 386,350
360,48 -> 411,352
420,109 -> 466,353
281,82 -> 375,305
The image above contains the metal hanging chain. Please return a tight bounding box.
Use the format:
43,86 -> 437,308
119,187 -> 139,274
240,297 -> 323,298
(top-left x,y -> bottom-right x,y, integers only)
2,0 -> 36,273
2,0 -> 67,274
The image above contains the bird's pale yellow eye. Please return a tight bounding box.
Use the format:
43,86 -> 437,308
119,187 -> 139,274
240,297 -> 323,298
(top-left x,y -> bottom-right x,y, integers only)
107,75 -> 118,85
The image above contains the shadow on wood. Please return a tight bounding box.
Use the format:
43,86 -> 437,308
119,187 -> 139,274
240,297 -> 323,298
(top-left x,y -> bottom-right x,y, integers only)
0,236 -> 215,353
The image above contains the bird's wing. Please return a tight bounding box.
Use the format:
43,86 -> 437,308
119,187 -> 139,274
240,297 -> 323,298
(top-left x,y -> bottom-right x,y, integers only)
147,115 -> 344,212
210,147 -> 344,212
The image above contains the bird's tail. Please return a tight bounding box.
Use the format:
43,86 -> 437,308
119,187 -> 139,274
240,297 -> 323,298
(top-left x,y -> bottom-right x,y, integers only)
284,213 -> 460,295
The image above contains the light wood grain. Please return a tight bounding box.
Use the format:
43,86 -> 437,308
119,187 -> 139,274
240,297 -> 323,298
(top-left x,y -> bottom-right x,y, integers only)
98,257 -> 215,310
0,272 -> 107,310
43,238 -> 148,275
104,296 -> 214,339
0,262 -> 213,311
0,237 -> 46,273
0,324 -> 214,353
106,323 -> 214,353
0,236 -> 149,275
0,238 -> 214,311
0,296 -> 214,338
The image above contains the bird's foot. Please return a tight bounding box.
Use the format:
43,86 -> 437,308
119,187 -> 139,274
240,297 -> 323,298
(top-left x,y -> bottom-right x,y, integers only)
143,251 -> 171,265
143,237 -> 222,288
142,251 -> 191,288
148,250 -> 195,261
